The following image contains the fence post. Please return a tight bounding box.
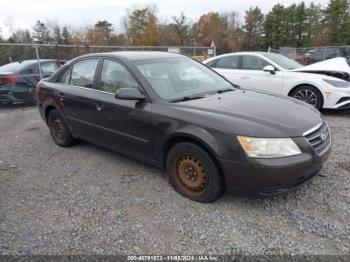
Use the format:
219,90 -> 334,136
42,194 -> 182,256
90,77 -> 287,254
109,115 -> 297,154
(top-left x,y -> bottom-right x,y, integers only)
55,44 -> 61,63
34,44 -> 43,80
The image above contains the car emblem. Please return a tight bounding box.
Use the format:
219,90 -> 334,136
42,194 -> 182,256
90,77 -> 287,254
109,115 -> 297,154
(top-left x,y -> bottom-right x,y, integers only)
320,132 -> 327,141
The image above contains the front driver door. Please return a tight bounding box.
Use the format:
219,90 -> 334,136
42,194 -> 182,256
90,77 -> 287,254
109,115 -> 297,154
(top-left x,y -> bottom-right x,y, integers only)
239,55 -> 283,94
87,58 -> 153,160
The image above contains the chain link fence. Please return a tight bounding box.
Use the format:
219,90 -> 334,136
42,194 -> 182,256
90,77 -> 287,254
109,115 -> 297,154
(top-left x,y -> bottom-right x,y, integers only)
268,45 -> 350,65
0,43 -> 212,110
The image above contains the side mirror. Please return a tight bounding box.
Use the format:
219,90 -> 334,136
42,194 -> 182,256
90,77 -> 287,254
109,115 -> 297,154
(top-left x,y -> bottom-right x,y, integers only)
263,65 -> 276,74
115,87 -> 145,101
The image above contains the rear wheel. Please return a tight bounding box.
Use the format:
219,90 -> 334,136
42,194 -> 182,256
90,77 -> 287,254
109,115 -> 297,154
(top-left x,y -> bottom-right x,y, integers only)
166,142 -> 224,203
48,109 -> 75,147
290,85 -> 323,110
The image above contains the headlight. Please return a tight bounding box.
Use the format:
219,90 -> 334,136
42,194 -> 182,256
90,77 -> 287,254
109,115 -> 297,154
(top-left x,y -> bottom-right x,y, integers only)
323,79 -> 350,88
237,136 -> 302,158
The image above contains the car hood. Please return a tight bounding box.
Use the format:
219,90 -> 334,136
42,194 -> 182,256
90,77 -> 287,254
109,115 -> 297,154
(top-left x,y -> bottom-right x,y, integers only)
292,57 -> 350,73
291,57 -> 350,81
172,90 -> 322,138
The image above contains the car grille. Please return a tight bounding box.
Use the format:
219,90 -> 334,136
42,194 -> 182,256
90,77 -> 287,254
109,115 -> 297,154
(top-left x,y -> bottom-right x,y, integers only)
304,122 -> 331,154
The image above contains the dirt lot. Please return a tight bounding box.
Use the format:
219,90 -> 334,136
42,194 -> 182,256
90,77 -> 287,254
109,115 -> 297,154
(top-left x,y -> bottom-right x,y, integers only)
0,107 -> 349,255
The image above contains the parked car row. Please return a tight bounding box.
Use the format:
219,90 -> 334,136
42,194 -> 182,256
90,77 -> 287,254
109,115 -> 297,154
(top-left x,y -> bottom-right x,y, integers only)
36,51 -> 332,202
0,59 -> 65,106
304,47 -> 350,64
279,46 -> 350,65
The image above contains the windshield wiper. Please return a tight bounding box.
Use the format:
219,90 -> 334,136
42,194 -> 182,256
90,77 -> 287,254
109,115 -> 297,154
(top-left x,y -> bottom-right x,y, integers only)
215,88 -> 235,94
171,95 -> 206,102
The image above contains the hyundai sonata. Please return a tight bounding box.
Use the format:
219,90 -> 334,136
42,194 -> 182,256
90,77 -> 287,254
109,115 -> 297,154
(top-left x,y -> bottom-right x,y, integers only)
36,52 -> 331,202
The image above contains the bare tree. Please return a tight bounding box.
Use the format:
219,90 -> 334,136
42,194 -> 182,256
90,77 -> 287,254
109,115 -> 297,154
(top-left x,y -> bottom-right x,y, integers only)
172,12 -> 191,45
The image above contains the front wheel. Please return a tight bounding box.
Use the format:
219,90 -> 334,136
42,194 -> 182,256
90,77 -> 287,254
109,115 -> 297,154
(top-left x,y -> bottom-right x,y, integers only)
166,142 -> 224,203
290,85 -> 323,110
48,109 -> 75,147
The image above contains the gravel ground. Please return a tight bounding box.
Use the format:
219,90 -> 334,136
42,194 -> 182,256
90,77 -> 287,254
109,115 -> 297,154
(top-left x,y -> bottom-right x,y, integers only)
0,107 -> 349,256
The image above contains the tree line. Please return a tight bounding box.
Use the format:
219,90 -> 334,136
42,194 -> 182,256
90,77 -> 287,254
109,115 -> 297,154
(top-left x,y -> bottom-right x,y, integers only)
1,0 -> 349,54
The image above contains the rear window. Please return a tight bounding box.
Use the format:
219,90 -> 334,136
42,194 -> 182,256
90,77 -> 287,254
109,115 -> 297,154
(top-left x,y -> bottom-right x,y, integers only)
41,62 -> 59,74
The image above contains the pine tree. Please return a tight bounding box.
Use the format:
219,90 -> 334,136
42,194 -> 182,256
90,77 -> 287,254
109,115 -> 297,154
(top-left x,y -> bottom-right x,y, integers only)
243,7 -> 264,50
264,4 -> 288,48
94,20 -> 113,44
324,0 -> 350,45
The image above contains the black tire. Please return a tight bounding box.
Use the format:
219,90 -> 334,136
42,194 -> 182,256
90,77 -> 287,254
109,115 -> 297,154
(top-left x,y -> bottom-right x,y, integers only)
166,142 -> 224,203
290,85 -> 323,110
48,109 -> 75,147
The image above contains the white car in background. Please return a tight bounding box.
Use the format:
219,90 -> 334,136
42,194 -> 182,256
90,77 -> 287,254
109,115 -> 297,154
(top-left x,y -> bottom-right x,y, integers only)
203,52 -> 350,110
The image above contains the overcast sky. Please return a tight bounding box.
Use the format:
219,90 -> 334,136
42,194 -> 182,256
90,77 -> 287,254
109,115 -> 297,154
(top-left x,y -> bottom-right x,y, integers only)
1,0 -> 330,37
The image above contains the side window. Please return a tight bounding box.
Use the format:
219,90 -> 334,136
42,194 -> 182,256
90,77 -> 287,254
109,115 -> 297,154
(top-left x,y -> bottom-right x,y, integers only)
21,68 -> 35,75
215,56 -> 240,69
41,62 -> 59,74
205,59 -> 217,67
100,59 -> 138,93
58,68 -> 72,84
32,64 -> 39,73
70,59 -> 99,88
242,56 -> 269,70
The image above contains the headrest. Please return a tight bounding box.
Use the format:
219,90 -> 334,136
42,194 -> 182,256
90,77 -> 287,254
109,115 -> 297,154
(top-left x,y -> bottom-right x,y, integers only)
107,70 -> 129,82
151,63 -> 167,77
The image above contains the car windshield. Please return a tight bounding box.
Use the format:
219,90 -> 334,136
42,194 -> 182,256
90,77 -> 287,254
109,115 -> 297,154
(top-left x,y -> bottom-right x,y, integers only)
135,57 -> 234,101
0,61 -> 34,73
263,53 -> 303,70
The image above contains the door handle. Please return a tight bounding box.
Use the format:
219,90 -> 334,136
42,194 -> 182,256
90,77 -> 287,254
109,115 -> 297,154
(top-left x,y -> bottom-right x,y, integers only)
241,76 -> 250,79
93,102 -> 103,111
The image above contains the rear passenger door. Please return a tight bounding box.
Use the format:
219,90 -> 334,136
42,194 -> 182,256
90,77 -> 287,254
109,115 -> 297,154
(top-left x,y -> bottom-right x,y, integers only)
54,58 -> 101,140
208,55 -> 242,85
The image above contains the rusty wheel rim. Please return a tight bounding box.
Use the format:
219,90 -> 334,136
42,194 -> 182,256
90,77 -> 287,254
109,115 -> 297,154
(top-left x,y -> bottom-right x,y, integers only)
172,153 -> 208,197
52,117 -> 65,142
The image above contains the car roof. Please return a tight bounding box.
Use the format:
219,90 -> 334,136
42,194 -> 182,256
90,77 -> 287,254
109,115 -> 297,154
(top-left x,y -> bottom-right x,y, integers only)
0,59 -> 61,73
203,51 -> 269,62
76,51 -> 185,61
15,59 -> 59,63
219,51 -> 268,56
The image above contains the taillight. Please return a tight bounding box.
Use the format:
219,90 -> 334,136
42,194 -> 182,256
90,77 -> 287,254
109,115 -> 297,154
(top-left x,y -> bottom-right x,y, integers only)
0,76 -> 16,84
35,83 -> 41,97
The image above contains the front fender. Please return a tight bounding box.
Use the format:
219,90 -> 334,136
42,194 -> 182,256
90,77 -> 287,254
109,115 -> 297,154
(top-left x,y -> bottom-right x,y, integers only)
154,123 -> 243,166
166,126 -> 222,156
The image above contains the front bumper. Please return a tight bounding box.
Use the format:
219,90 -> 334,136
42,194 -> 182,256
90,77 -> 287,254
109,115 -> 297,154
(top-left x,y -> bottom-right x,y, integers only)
323,87 -> 350,109
219,139 -> 331,196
